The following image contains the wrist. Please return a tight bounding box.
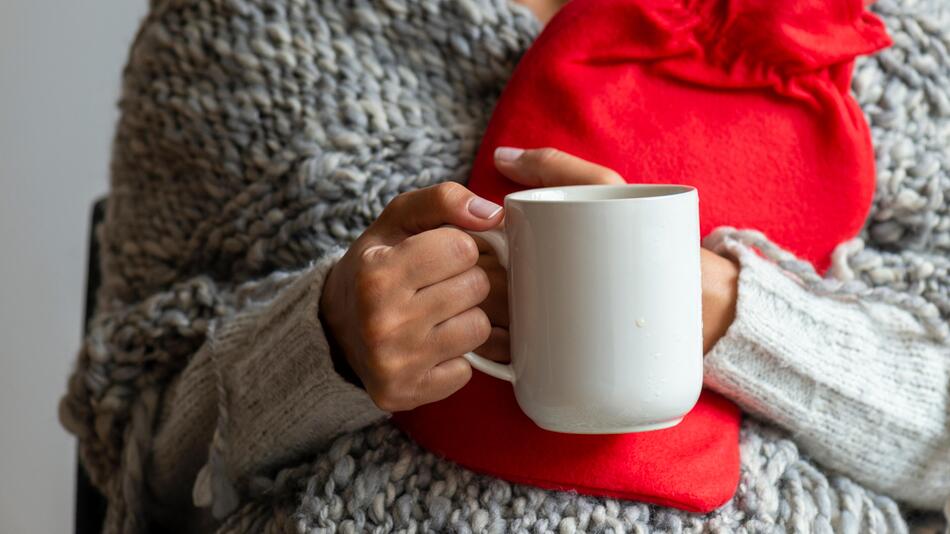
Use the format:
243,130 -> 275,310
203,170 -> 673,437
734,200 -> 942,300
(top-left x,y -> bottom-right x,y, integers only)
322,311 -> 363,388
700,248 -> 739,354
319,264 -> 364,388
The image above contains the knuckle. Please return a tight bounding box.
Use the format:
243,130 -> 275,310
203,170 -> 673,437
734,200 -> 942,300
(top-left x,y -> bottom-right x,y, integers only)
407,371 -> 432,410
368,383 -> 404,412
360,312 -> 400,349
467,267 -> 491,299
471,309 -> 492,343
364,352 -> 406,390
432,181 -> 467,208
359,243 -> 390,265
384,192 -> 410,215
532,147 -> 563,165
447,231 -> 479,265
354,266 -> 390,298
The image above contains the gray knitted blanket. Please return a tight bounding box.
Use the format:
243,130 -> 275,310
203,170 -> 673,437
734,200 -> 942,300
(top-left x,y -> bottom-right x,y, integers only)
61,0 -> 949,532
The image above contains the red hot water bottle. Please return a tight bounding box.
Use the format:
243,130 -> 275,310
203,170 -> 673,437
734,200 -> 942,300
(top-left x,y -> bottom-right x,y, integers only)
393,0 -> 890,513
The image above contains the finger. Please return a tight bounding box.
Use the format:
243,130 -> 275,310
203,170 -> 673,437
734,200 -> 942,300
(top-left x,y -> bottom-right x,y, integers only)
493,146 -> 625,188
387,227 -> 481,288
472,327 -> 510,363
377,182 -> 503,238
412,266 -> 490,324
472,234 -> 495,254
426,307 -> 492,365
412,357 -> 472,407
476,254 -> 508,327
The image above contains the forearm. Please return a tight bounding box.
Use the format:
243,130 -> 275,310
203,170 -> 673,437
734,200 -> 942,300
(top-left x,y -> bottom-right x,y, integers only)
703,230 -> 950,510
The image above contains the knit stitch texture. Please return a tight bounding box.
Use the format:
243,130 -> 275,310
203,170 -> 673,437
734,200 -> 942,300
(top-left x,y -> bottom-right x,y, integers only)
59,0 -> 950,532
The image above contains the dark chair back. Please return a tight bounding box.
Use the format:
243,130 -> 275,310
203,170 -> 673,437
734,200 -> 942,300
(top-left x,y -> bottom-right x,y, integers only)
75,199 -> 107,534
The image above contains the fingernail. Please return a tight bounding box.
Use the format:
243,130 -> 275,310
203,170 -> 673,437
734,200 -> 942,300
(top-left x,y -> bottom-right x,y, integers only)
494,146 -> 525,162
468,196 -> 503,219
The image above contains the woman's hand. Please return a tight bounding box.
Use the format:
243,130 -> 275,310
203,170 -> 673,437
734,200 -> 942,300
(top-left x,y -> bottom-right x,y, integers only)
491,146 -> 739,355
322,149 -> 740,413
319,183 -> 508,412
492,146 -> 625,187
472,147 -> 629,360
699,249 -> 738,353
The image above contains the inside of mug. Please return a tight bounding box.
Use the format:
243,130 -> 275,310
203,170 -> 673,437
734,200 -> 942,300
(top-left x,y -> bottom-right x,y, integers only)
507,184 -> 693,203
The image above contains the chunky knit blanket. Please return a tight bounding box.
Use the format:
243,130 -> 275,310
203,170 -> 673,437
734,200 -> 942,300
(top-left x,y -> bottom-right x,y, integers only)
60,0 -> 950,532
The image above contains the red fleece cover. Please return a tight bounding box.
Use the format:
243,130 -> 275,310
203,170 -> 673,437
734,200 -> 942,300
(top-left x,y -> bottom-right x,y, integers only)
393,0 -> 890,513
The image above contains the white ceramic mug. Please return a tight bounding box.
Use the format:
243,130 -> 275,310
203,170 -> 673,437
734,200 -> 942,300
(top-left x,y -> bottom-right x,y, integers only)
463,184 -> 703,434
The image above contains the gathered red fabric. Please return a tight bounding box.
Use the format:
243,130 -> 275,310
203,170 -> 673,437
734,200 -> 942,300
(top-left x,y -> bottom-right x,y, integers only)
393,0 -> 890,513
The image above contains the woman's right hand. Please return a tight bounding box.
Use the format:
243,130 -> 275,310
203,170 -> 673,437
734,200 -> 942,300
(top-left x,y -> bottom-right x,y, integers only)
319,182 -> 507,412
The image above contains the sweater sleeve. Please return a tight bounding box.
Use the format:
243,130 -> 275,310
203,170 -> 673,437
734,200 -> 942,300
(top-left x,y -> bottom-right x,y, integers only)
702,228 -> 950,511
61,250 -> 388,533
57,1 -> 536,531
145,251 -> 386,524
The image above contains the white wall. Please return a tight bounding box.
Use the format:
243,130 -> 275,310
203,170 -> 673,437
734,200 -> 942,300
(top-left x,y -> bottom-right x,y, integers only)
0,2 -> 147,532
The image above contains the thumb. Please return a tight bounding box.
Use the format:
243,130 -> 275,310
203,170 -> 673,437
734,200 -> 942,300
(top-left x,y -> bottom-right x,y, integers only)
494,146 -> 624,188
379,182 -> 504,237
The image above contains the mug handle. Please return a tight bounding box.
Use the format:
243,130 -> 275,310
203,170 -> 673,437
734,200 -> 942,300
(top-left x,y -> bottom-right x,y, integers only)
457,227 -> 516,384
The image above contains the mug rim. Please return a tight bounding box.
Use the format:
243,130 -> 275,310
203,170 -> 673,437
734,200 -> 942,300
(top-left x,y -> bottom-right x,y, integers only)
504,184 -> 695,204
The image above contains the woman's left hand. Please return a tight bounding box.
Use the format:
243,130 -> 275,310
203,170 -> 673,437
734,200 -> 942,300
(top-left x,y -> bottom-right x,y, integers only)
476,146 -> 739,361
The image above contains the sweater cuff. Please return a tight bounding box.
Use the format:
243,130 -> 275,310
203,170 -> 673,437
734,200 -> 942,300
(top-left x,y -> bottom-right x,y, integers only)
193,250 -> 387,518
703,237 -> 950,509
702,243 -> 832,415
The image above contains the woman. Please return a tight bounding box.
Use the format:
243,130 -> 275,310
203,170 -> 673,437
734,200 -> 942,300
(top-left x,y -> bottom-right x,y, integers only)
61,0 -> 949,532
